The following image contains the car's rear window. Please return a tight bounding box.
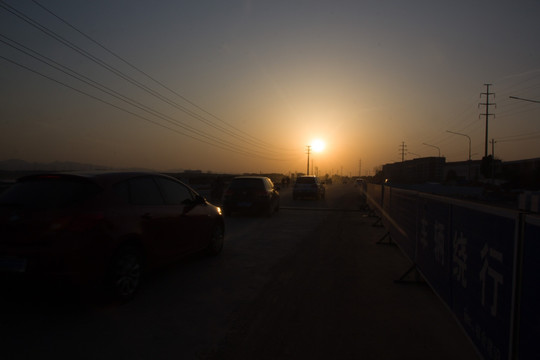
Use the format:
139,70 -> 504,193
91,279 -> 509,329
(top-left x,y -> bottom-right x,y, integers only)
296,177 -> 317,184
0,176 -> 101,209
229,178 -> 265,189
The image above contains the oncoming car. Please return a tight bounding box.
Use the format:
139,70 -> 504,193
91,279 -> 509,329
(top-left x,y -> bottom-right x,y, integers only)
222,176 -> 280,216
293,175 -> 326,200
0,172 -> 224,301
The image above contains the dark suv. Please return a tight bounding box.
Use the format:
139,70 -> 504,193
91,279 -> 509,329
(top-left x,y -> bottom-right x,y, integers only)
0,172 -> 224,300
293,175 -> 325,200
222,176 -> 280,216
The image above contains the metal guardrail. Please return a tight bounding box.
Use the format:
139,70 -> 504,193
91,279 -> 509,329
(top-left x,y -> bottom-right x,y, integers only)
364,183 -> 539,360
279,206 -> 365,212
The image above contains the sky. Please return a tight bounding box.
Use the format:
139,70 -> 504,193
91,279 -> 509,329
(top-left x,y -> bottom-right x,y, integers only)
1,0 -> 540,176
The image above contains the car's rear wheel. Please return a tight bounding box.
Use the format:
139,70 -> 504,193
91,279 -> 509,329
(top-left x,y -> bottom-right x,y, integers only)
207,225 -> 224,255
107,246 -> 142,302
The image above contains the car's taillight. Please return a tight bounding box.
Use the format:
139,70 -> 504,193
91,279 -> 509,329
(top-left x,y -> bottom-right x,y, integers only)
50,212 -> 105,232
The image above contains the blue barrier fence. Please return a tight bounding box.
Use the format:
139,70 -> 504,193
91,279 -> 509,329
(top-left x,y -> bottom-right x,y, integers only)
364,184 -> 539,360
519,215 -> 540,360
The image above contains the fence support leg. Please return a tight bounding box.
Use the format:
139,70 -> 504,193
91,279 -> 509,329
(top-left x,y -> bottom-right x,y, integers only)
394,264 -> 425,284
376,231 -> 393,245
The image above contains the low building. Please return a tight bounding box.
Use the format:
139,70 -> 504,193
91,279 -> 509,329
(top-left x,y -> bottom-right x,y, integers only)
383,157 -> 445,184
502,158 -> 540,189
443,160 -> 482,182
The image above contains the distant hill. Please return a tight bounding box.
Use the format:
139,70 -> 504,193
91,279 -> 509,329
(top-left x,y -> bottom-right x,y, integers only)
0,159 -> 112,172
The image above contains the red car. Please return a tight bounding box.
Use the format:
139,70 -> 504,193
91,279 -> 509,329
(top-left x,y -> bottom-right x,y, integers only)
0,172 -> 224,301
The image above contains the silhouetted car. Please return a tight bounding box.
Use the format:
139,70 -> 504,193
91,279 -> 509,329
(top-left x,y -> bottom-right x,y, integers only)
293,175 -> 325,200
0,172 -> 224,301
222,176 -> 280,216
355,178 -> 367,190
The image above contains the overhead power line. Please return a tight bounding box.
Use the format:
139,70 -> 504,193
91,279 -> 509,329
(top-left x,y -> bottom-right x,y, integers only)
0,1 -> 295,157
29,0 -> 284,152
497,135 -> 540,143
497,129 -> 540,141
509,96 -> 540,104
0,53 -> 292,161
0,34 -> 292,159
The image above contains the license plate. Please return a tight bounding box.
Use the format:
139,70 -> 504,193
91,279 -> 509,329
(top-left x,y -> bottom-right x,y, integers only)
0,257 -> 27,273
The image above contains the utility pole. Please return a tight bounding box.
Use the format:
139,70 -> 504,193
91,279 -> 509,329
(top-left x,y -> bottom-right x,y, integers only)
490,138 -> 496,181
479,84 -> 496,158
399,141 -> 407,162
305,145 -> 311,175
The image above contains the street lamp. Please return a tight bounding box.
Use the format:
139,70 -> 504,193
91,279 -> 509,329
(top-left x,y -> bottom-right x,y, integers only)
422,143 -> 441,157
446,130 -> 471,161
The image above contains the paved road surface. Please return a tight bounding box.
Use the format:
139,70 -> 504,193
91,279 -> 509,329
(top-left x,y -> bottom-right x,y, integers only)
205,184 -> 479,359
0,183 -> 479,359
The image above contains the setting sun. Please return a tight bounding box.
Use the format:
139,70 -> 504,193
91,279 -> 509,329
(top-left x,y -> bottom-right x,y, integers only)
311,139 -> 326,153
